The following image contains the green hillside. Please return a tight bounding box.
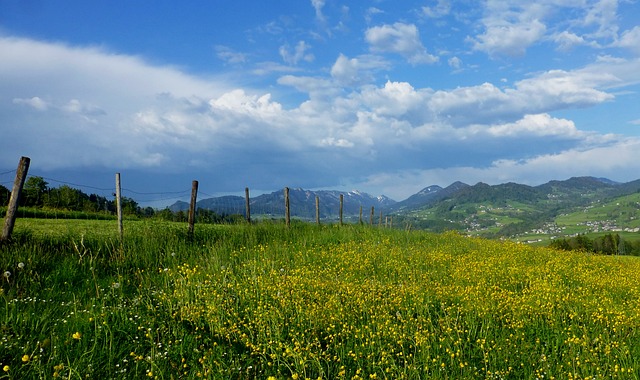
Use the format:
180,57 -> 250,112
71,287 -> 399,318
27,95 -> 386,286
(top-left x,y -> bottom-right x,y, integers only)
2,220 -> 640,378
394,177 -> 640,246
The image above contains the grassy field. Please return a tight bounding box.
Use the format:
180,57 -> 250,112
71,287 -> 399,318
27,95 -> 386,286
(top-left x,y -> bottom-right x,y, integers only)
2,219 -> 640,379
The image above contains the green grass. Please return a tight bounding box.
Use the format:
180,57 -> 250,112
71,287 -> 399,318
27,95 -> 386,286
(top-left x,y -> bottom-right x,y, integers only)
2,219 -> 640,379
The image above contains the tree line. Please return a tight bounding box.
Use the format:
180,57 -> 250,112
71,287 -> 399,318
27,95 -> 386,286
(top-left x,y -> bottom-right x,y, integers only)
549,233 -> 640,256
0,176 -> 241,223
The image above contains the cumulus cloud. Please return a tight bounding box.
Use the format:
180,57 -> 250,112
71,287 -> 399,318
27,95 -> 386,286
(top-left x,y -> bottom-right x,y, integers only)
330,54 -> 389,86
470,0 -> 633,57
365,23 -> 438,64
484,113 -> 581,138
2,34 -> 640,199
471,18 -> 546,57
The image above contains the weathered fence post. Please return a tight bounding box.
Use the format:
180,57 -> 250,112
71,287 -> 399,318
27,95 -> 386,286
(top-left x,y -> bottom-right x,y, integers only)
245,187 -> 251,224
379,210 -> 383,227
315,196 -> 320,225
284,187 -> 290,227
359,206 -> 363,224
188,180 -> 198,236
115,173 -> 123,241
339,194 -> 344,226
370,206 -> 375,226
1,156 -> 30,242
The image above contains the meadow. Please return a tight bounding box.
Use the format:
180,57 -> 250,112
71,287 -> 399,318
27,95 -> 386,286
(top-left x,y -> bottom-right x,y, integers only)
1,219 -> 640,379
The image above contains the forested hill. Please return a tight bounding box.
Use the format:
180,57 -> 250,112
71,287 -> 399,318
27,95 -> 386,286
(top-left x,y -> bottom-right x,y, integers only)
390,176 -> 640,240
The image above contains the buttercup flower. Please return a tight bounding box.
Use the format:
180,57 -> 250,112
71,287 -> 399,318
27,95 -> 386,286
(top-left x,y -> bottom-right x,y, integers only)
22,354 -> 29,362
72,332 -> 82,340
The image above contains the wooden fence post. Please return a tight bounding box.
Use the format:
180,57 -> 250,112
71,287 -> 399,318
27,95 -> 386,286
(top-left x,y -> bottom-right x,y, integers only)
1,156 -> 30,242
284,187 -> 290,227
339,194 -> 344,226
370,206 -> 375,226
379,210 -> 383,227
245,187 -> 251,224
359,206 -> 363,224
188,180 -> 198,236
115,173 -> 123,241
315,196 -> 320,225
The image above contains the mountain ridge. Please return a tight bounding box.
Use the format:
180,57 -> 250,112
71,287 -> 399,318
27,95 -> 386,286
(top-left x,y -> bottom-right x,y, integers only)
168,176 -> 640,235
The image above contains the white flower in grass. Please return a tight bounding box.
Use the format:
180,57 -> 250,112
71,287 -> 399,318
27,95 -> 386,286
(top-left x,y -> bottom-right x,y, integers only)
3,271 -> 10,279
18,262 -> 25,269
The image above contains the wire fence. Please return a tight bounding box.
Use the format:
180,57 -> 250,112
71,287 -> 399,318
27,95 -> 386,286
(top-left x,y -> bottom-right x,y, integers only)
1,165 -> 390,225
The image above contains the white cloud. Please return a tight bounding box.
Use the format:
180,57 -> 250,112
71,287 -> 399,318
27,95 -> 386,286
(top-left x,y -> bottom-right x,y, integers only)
427,67 -> 618,126
423,0 -> 451,18
485,113 -> 581,138
330,54 -> 361,85
471,18 -> 546,57
330,54 -> 389,86
12,96 -> 49,111
365,23 -> 438,64
513,69 -> 616,108
615,26 -> 640,54
581,0 -> 619,40
209,89 -> 282,116
0,36 -> 232,170
470,0 -> 634,56
360,81 -> 429,118
311,0 -> 326,22
552,31 -> 598,51
2,34 -> 639,200
279,41 -> 314,65
448,56 -> 462,69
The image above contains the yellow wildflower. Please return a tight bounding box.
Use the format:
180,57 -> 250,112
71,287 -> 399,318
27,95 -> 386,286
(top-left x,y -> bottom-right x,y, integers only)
22,355 -> 30,362
72,332 -> 82,340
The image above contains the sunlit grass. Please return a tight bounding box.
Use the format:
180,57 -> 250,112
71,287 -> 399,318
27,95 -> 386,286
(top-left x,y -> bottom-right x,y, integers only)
2,219 -> 640,378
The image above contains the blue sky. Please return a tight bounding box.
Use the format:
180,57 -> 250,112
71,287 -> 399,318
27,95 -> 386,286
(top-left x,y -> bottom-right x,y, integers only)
1,0 -> 640,205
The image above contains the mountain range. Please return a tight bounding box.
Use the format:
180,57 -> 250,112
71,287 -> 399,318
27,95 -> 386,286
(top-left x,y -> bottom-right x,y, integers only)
169,188 -> 395,220
169,177 -> 640,238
